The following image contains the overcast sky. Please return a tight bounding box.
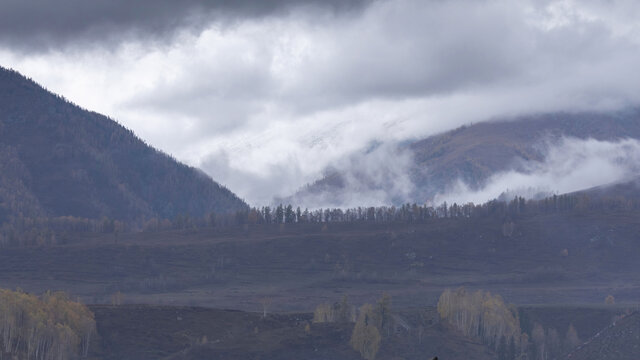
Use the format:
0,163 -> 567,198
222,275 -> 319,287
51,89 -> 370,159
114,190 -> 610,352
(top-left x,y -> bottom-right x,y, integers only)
2,0 -> 640,205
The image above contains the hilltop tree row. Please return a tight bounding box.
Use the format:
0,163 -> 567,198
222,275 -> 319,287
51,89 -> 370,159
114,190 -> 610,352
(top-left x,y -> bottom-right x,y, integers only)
217,193 -> 640,227
2,191 -> 640,247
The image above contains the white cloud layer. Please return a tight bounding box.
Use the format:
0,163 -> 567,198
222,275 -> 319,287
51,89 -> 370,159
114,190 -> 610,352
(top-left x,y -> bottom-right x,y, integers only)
2,0 -> 640,205
279,141 -> 416,208
435,137 -> 640,205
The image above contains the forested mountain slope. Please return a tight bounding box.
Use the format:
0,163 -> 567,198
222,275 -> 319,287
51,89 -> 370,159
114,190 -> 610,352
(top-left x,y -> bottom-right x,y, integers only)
409,111 -> 640,193
0,67 -> 246,223
290,110 -> 640,205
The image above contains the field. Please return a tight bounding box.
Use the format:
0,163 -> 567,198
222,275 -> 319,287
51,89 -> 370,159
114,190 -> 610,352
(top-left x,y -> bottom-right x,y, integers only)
1,210 -> 639,359
84,304 -> 630,360
87,304 -> 498,360
1,211 -> 639,310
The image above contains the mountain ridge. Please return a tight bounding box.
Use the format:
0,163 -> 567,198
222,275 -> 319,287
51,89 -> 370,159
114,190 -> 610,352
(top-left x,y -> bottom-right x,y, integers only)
286,109 -> 640,206
0,66 -> 247,223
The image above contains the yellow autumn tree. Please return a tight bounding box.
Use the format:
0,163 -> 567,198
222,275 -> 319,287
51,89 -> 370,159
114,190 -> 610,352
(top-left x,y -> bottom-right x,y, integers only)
0,288 -> 95,359
437,288 -> 521,352
313,296 -> 355,323
350,304 -> 381,360
372,293 -> 393,337
564,323 -> 580,352
313,303 -> 334,323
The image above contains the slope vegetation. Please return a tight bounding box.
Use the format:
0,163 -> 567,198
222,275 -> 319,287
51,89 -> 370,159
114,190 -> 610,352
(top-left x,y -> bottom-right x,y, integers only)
290,109 -> 640,205
0,67 -> 246,222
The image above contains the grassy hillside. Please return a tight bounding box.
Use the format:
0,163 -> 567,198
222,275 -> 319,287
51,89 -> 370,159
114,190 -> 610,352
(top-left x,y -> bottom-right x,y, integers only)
0,207 -> 639,312
0,204 -> 635,358
86,304 -> 632,360
88,304 -> 494,360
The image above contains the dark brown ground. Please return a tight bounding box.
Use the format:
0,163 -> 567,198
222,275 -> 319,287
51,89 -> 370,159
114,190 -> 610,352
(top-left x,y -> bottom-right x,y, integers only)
0,210 -> 638,359
1,211 -> 639,313
88,304 -> 496,360
567,311 -> 640,360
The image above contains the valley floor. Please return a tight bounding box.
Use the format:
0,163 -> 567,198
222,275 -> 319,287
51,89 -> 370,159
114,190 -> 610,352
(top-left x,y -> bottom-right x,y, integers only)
86,304 -> 632,360
1,211 -> 639,359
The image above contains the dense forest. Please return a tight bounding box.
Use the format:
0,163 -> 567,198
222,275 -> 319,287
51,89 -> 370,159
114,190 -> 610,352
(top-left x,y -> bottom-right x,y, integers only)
228,192 -> 638,226
2,184 -> 638,247
139,187 -> 640,230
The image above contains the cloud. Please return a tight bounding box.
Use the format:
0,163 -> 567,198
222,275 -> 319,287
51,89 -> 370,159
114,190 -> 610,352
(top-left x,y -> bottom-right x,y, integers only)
0,0 -> 373,52
435,137 -> 640,205
278,141 -> 416,208
3,0 -> 640,206
278,0 -> 640,113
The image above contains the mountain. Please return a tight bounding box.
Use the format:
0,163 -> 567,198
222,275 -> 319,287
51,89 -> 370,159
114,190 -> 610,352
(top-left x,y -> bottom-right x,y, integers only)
288,110 -> 640,206
0,66 -> 247,223
577,176 -> 640,201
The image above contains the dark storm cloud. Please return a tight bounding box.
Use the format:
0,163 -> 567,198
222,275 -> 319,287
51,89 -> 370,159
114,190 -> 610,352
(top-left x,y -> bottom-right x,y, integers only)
5,0 -> 640,206
125,51 -> 274,136
284,0 -> 530,111
0,0 -> 373,51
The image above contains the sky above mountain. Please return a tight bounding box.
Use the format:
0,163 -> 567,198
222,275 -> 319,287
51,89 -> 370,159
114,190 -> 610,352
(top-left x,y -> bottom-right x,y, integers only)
2,0 -> 640,205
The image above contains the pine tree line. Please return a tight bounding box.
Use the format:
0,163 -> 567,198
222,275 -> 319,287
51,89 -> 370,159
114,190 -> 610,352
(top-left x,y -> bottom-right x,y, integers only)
2,192 -> 639,246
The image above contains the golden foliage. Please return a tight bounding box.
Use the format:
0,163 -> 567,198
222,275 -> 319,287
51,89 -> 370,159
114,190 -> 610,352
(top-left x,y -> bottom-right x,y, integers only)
605,295 -> 615,305
348,294 -> 394,360
313,303 -> 333,323
372,293 -> 393,337
564,323 -> 581,352
350,304 -> 381,360
437,288 -> 521,351
313,296 -> 355,323
111,291 -> 124,306
0,288 -> 95,359
532,323 -> 546,359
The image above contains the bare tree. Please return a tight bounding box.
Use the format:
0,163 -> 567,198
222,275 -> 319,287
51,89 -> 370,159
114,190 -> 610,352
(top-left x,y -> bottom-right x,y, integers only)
259,297 -> 272,319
